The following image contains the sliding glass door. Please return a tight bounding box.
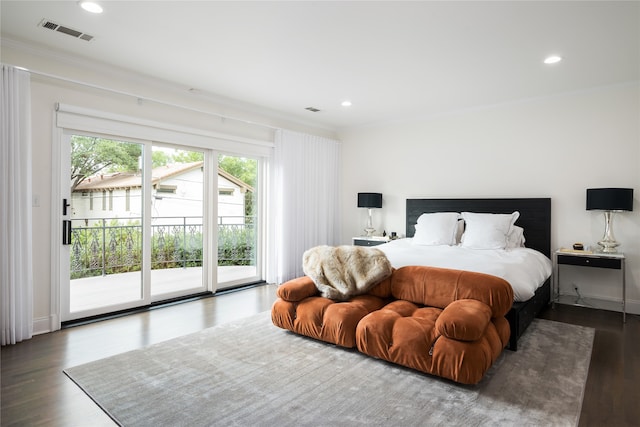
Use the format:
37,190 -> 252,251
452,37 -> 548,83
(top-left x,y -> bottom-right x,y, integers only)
64,135 -> 146,316
58,127 -> 265,322
217,154 -> 260,289
62,137 -> 209,321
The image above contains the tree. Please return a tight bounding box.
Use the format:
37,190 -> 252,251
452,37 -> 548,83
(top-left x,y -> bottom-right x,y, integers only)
151,150 -> 171,167
173,150 -> 204,163
71,136 -> 141,191
218,155 -> 256,188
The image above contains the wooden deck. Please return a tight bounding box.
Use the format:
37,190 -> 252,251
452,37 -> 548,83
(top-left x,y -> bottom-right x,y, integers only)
70,265 -> 257,312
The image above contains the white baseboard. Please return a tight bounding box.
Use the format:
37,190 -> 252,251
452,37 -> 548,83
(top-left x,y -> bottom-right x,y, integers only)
33,314 -> 60,335
624,299 -> 640,316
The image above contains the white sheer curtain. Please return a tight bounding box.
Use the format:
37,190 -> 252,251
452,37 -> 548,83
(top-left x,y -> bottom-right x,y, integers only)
1,65 -> 33,345
267,129 -> 341,284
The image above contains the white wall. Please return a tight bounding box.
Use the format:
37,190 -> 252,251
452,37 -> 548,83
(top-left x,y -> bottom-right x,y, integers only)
339,83 -> 640,314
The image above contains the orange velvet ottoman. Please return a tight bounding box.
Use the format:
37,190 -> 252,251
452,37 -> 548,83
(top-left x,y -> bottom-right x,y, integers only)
271,275 -> 393,348
272,266 -> 513,384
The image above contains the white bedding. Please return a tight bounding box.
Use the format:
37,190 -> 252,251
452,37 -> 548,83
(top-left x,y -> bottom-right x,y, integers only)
379,238 -> 552,302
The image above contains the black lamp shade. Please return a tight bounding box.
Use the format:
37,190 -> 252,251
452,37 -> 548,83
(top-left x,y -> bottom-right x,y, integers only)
586,188 -> 634,211
358,192 -> 382,208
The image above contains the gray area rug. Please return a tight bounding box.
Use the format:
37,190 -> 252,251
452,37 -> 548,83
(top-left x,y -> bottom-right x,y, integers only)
64,311 -> 594,427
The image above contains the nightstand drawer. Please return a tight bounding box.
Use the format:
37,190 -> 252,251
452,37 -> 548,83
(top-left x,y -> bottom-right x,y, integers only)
353,238 -> 386,247
557,254 -> 621,269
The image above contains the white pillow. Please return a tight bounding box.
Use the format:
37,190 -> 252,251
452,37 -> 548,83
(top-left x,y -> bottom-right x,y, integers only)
460,211 -> 520,250
506,225 -> 526,249
413,212 -> 460,246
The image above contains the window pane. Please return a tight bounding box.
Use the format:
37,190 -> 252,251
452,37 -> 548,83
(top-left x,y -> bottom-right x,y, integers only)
217,154 -> 259,287
69,136 -> 144,312
150,146 -> 204,297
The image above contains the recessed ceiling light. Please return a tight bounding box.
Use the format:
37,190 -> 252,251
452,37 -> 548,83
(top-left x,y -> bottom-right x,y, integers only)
341,100 -> 352,107
543,55 -> 562,64
79,1 -> 103,14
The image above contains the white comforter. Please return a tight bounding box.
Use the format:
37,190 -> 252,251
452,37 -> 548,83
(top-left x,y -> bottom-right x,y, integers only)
379,238 -> 552,302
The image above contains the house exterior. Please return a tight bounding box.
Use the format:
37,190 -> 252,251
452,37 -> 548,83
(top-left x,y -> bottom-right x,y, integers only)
72,162 -> 253,225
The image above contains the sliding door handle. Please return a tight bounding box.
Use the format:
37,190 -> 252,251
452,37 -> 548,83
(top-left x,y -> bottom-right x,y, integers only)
63,198 -> 71,216
62,220 -> 72,245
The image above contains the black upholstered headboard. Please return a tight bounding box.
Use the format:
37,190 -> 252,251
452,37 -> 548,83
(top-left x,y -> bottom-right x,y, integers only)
406,198 -> 551,258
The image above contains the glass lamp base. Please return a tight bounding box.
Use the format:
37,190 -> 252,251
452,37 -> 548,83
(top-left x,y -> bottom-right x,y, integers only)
598,211 -> 620,253
598,240 -> 620,253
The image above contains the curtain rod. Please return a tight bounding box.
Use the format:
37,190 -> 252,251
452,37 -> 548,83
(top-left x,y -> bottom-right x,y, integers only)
7,63 -> 282,132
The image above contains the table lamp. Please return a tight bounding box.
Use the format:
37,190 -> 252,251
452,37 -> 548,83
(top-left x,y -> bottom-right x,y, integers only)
586,188 -> 634,253
357,193 -> 382,237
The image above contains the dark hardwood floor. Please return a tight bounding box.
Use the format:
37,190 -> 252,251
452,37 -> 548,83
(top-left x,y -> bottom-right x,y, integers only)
538,303 -> 640,427
1,284 -> 637,426
1,285 -> 278,426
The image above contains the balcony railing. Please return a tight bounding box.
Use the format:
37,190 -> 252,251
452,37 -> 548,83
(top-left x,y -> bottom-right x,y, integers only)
70,216 -> 255,280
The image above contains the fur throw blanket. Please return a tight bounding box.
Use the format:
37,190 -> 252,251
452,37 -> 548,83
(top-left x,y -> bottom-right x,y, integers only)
302,245 -> 393,301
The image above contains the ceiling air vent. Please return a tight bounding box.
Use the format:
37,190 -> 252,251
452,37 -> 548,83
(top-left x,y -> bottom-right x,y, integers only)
38,19 -> 94,42
305,107 -> 321,113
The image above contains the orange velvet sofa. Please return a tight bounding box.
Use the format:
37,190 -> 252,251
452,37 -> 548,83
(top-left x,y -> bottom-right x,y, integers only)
271,265 -> 514,385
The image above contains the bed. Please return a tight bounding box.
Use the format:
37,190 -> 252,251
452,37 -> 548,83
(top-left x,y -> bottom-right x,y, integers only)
379,198 -> 552,351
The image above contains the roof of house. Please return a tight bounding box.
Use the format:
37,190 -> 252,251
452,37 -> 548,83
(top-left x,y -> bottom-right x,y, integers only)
74,162 -> 254,192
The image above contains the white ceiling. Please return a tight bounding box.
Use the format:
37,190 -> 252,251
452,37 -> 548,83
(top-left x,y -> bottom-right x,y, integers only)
1,1 -> 638,130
